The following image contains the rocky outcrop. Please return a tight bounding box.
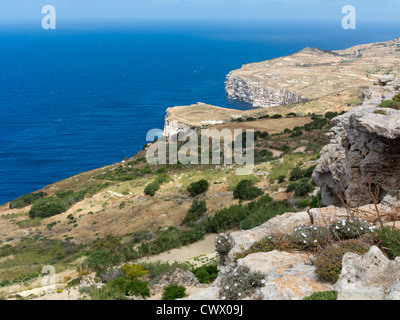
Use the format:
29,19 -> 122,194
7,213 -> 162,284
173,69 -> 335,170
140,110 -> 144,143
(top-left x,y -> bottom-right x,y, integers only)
225,72 -> 308,107
334,246 -> 400,300
163,110 -> 193,137
313,76 -> 400,207
237,251 -> 331,300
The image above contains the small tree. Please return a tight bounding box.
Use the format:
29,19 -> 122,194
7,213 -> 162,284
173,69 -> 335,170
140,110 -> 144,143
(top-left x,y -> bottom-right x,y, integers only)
122,263 -> 149,280
187,180 -> 209,196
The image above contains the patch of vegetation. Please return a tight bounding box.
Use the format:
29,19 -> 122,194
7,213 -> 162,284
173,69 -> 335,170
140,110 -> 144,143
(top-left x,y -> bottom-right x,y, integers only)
9,191 -> 47,209
286,178 -> 314,197
183,199 -> 207,226
193,264 -> 218,284
375,227 -> 400,259
144,181 -> 161,197
28,197 -> 68,219
314,239 -> 371,283
187,179 -> 209,197
233,179 -> 264,200
162,284 -> 187,300
219,266 -> 265,300
377,99 -> 400,110
303,291 -> 338,300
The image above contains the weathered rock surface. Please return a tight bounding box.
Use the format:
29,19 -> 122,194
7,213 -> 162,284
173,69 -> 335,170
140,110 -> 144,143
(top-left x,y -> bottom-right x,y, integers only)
313,76 -> 400,206
386,279 -> 400,300
237,251 -> 331,300
224,211 -> 311,272
334,246 -> 400,300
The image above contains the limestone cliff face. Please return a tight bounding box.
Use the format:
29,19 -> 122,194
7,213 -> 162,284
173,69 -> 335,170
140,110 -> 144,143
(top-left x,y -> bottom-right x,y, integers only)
313,76 -> 400,207
163,107 -> 193,137
225,72 -> 308,107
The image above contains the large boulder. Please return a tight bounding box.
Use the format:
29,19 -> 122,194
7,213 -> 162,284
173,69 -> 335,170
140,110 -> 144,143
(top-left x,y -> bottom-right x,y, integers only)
334,246 -> 400,300
313,76 -> 400,207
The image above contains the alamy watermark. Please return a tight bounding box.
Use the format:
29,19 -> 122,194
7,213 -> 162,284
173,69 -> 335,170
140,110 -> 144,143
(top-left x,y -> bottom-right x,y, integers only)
145,126 -> 255,175
42,5 -> 56,29
342,5 -> 356,30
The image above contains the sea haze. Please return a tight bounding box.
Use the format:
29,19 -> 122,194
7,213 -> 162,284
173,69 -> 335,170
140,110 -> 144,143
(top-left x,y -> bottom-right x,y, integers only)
0,21 -> 399,204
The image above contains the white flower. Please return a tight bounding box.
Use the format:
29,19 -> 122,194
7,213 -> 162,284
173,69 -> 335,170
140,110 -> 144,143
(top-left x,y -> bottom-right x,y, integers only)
261,279 -> 266,284
238,293 -> 242,297
314,240 -> 317,243
225,285 -> 230,290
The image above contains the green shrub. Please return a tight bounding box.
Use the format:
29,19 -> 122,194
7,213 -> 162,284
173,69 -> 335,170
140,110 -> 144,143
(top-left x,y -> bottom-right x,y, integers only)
277,175 -> 286,183
28,197 -> 68,219
144,181 -> 161,197
303,291 -> 338,300
289,167 -> 305,181
375,227 -> 400,259
233,180 -> 263,200
183,199 -> 207,225
91,235 -> 123,255
286,178 -> 314,197
10,191 -> 47,209
377,99 -> 400,110
155,173 -> 171,184
314,239 -> 370,283
122,263 -> 149,280
324,112 -> 339,120
89,281 -> 127,300
328,218 -> 376,241
271,114 -> 283,119
219,266 -> 265,300
290,224 -> 330,251
124,280 -> 150,298
178,223 -> 207,245
194,264 -> 218,284
85,250 -> 113,272
162,284 -> 187,300
187,180 -> 209,197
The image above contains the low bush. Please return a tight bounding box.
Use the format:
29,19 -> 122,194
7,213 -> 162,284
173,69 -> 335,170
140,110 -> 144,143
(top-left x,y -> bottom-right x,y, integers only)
219,266 -> 265,300
183,199 -> 207,225
144,181 -> 161,197
233,180 -> 263,200
377,99 -> 400,110
328,218 -> 376,241
124,279 -> 150,298
162,284 -> 187,300
290,224 -> 330,251
314,239 -> 370,283
286,178 -> 314,197
375,227 -> 400,259
10,191 -> 47,209
28,197 -> 68,219
187,179 -> 209,197
194,264 -> 218,284
122,263 -> 149,280
85,250 -> 114,272
303,291 -> 338,300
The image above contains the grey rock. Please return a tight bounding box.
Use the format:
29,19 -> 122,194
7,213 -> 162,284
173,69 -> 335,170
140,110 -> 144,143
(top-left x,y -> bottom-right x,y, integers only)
313,78 -> 400,206
334,246 -> 400,300
385,279 -> 400,300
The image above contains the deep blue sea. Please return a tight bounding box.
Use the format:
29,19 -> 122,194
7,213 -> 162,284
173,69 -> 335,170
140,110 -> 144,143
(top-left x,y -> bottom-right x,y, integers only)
1,21 -> 399,204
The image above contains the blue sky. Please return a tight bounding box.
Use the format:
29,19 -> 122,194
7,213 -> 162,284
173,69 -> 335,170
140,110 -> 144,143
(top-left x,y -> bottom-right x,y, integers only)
0,0 -> 399,25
